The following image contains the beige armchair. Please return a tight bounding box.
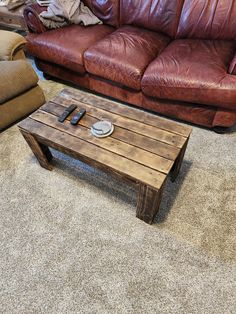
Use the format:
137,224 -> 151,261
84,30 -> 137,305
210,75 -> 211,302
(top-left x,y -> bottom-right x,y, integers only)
0,30 -> 45,131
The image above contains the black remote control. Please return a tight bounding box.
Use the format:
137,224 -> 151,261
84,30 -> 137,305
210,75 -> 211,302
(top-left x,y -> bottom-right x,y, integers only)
70,108 -> 86,125
58,104 -> 77,123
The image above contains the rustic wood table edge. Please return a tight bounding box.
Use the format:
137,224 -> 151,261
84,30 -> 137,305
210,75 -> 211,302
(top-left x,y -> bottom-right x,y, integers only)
18,89 -> 192,224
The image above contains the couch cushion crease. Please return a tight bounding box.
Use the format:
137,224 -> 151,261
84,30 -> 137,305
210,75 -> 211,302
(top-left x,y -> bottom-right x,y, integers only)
142,39 -> 236,111
26,24 -> 115,74
84,25 -> 170,90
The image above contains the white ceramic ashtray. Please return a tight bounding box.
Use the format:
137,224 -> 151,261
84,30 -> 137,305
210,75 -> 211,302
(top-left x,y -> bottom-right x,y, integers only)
91,120 -> 114,138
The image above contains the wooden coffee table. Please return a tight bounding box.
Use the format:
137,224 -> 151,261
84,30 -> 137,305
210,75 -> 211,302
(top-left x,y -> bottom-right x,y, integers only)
18,89 -> 192,224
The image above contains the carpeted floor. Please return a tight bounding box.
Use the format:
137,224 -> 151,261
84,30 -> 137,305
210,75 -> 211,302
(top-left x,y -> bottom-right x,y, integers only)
0,75 -> 236,313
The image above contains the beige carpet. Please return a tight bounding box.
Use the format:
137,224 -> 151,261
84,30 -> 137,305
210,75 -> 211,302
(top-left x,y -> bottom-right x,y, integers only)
0,78 -> 236,313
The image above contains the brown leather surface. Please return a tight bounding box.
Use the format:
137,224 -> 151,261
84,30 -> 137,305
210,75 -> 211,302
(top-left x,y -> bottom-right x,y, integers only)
229,55 -> 236,75
89,75 -> 143,106
24,3 -> 47,33
84,25 -> 170,90
177,0 -> 236,40
26,24 -> 114,74
142,39 -> 236,111
90,75 -> 233,129
213,108 -> 236,127
83,0 -> 119,27
120,0 -> 184,37
24,0 -> 236,129
34,56 -> 236,128
35,59 -> 90,89
143,96 -> 217,128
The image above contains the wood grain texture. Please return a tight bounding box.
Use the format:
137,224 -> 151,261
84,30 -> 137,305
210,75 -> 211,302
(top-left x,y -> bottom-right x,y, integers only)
19,118 -> 166,189
136,183 -> 165,224
20,130 -> 53,170
31,110 -> 174,174
42,101 -> 181,161
171,138 -> 189,182
0,5 -> 27,31
60,89 -> 192,137
18,88 -> 192,223
50,95 -> 186,148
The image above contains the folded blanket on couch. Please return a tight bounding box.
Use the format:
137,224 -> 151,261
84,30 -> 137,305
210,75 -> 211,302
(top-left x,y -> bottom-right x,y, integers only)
39,0 -> 102,29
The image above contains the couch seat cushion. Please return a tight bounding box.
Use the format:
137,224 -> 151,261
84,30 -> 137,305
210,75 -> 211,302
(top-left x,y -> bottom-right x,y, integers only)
26,24 -> 114,74
142,39 -> 236,111
0,60 -> 38,104
84,25 -> 170,90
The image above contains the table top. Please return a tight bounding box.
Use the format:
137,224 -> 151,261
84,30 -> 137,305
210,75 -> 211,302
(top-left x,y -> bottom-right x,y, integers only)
19,88 -> 192,190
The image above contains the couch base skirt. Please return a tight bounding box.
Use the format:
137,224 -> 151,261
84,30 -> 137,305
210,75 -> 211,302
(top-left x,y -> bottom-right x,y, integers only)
36,59 -> 90,89
90,76 -> 236,128
35,59 -> 236,129
0,86 -> 45,131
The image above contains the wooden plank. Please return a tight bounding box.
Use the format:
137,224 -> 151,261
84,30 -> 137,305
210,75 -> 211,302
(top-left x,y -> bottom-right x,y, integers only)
20,130 -> 53,170
49,95 -> 186,148
136,182 -> 165,224
60,88 -> 192,137
31,110 -> 174,174
30,110 -> 174,174
40,101 -> 181,161
171,138 -> 189,182
52,95 -> 186,147
19,118 -> 167,190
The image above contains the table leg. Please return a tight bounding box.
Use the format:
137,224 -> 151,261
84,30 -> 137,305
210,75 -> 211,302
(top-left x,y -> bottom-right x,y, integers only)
136,183 -> 165,224
20,130 -> 53,170
171,138 -> 189,182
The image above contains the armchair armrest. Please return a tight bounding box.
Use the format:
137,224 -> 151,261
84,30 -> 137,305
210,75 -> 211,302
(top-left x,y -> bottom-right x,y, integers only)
229,54 -> 236,75
23,3 -> 47,34
0,31 -> 26,61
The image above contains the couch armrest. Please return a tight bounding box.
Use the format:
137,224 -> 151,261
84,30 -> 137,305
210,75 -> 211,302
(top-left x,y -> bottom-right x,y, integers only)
23,3 -> 48,34
0,60 -> 39,104
229,54 -> 236,75
0,30 -> 26,61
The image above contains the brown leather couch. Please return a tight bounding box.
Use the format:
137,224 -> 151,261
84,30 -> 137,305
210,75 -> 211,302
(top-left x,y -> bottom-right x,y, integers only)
24,0 -> 236,130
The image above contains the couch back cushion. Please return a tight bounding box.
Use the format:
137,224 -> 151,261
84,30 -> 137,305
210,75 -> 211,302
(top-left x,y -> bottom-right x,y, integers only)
177,0 -> 236,40
83,0 -> 119,27
120,0 -> 184,38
